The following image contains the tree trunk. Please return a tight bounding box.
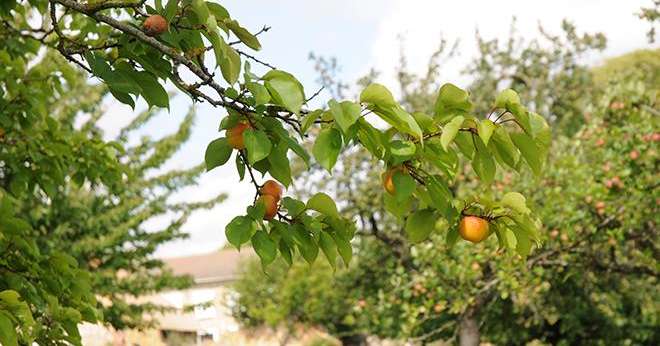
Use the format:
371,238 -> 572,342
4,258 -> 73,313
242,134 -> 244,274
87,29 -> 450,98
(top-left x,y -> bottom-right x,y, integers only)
339,333 -> 367,346
459,309 -> 480,346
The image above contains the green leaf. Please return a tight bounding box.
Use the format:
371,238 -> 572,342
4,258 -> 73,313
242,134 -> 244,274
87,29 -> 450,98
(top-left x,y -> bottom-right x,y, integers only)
446,227 -> 459,248
356,119 -> 385,158
508,103 -> 532,134
359,83 -> 397,107
226,19 -> 261,50
312,128 -> 342,172
246,82 -> 270,105
292,224 -> 318,264
164,0 -> 180,21
529,112 -> 551,156
302,109 -> 322,133
389,140 -> 416,159
329,100 -> 360,135
267,141 -> 292,187
235,153 -> 246,180
412,112 -> 435,133
263,70 -> 305,114
494,89 -> 520,108
513,226 -> 532,257
281,197 -> 306,217
489,127 -> 518,169
279,240 -> 293,266
434,83 -> 472,119
307,193 -> 339,218
393,170 -> 415,202
426,175 -> 455,221
319,232 -> 338,269
331,231 -> 352,265
207,2 -> 230,20
247,202 -> 265,221
370,105 -> 423,141
477,119 -> 496,146
206,31 -> 241,85
383,191 -> 411,219
405,209 -> 437,243
472,139 -> 496,184
510,132 -> 541,175
440,115 -> 464,151
502,192 -> 530,214
244,129 -> 272,164
252,231 -> 277,266
191,0 -> 210,22
0,312 -> 17,346
204,137 -> 232,171
225,216 -> 256,249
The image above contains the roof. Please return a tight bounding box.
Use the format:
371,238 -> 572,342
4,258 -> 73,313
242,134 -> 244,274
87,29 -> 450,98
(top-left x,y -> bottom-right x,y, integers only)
164,249 -> 255,285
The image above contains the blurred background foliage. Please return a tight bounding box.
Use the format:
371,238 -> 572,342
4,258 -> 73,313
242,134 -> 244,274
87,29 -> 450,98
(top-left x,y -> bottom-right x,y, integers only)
232,20 -> 659,346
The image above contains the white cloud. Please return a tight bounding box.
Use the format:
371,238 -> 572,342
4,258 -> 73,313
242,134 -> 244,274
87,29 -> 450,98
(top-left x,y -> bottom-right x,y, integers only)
367,0 -> 657,90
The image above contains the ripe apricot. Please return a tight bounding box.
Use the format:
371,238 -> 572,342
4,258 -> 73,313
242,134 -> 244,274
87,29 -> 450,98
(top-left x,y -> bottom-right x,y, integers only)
227,122 -> 251,149
257,194 -> 278,220
143,15 -> 168,36
458,216 -> 490,243
260,180 -> 283,200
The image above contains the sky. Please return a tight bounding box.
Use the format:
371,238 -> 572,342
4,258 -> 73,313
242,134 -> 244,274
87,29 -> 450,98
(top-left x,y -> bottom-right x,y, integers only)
96,0 -> 658,258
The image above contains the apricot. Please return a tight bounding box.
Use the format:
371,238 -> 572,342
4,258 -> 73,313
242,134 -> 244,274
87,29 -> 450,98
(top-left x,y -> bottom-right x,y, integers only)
257,194 -> 278,220
260,180 -> 283,200
227,122 -> 251,149
458,216 -> 490,243
143,15 -> 168,36
381,166 -> 407,195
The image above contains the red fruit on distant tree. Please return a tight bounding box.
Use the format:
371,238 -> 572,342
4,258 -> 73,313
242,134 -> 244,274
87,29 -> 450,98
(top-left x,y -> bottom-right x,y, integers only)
629,150 -> 639,160
143,15 -> 168,36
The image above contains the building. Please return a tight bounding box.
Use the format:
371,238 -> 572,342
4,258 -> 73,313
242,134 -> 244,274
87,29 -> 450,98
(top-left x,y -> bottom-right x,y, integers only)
80,249 -> 333,346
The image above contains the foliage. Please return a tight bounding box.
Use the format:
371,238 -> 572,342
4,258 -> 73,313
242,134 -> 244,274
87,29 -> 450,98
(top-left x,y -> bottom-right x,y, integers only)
592,48 -> 660,88
0,48 -> 121,344
3,0 -> 552,343
233,18 -> 659,344
1,9 -> 223,345
22,99 -> 225,330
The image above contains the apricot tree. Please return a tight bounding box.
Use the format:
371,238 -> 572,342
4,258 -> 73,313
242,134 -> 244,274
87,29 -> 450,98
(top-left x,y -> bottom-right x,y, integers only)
1,0 -> 550,343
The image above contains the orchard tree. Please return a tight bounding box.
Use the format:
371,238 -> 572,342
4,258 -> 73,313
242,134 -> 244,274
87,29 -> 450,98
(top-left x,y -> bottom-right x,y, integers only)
2,1 -> 551,344
233,25 -> 658,346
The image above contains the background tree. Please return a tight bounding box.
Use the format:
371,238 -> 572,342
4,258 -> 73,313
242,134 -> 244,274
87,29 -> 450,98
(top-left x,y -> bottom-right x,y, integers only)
232,20 -> 659,345
22,95 -> 226,329
0,48 -> 123,344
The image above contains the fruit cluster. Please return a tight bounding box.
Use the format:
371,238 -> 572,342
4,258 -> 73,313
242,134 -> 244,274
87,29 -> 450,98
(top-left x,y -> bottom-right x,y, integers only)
257,180 -> 283,220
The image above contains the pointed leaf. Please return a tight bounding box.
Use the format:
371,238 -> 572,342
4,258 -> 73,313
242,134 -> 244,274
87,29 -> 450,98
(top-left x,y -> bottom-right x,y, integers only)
252,231 -> 277,265
307,193 -> 339,218
405,209 -> 437,243
440,115 -> 464,151
225,216 -> 256,249
312,128 -> 342,172
244,129 -> 272,164
205,137 -> 232,171
360,83 -> 397,107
